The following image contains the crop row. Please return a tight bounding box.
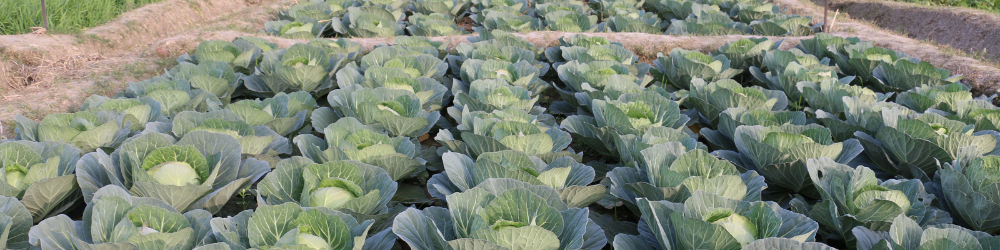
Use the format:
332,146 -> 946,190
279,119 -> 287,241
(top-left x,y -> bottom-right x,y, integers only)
0,30 -> 993,250
266,0 -> 818,38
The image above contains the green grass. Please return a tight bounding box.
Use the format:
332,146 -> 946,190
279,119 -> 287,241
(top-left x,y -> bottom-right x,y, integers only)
894,0 -> 999,12
0,0 -> 163,35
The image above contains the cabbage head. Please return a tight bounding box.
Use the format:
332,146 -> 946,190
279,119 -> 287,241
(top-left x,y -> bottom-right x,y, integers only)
665,10 -> 752,36
278,1 -> 338,22
358,0 -> 411,10
749,15 -> 816,36
166,61 -> 242,104
606,11 -> 663,34
294,117 -> 426,181
29,185 -> 215,250
445,107 -> 558,149
556,60 -> 652,109
413,0 -> 471,17
714,38 -> 778,70
452,78 -> 541,115
118,76 -> 223,116
851,214 -> 999,250
752,61 -> 842,101
336,54 -> 449,111
814,97 -> 912,142
749,48 -> 835,80
359,45 -> 449,83
729,3 -> 780,23
544,11 -> 600,32
471,0 -> 530,13
258,157 -> 397,215
457,59 -> 549,96
537,0 -> 591,16
328,85 -> 442,137
544,34 -> 639,68
75,131 -> 270,214
407,13 -> 466,36
15,111 -> 130,153
683,78 -> 788,127
797,158 -> 951,243
829,42 -> 907,86
624,193 -> 819,249
0,141 -> 81,222
896,82 -> 974,114
949,96 -> 1000,133
464,30 -> 542,56
794,33 -> 861,60
208,202 -> 397,250
568,91 -> 688,135
591,0 -> 643,17
78,95 -> 166,131
265,20 -> 324,39
244,43 -> 345,95
308,38 -> 365,60
855,111 -> 999,179
652,48 -> 743,90
393,178 -> 607,250
477,10 -> 543,33
616,236 -> 838,250
435,113 -> 574,161
873,59 -> 965,93
559,75 -> 666,115
178,37 -> 277,74
429,151 -> 604,208
538,1 -> 594,18
607,142 -> 766,207
226,91 -> 318,136
449,41 -> 549,80
561,91 -> 691,158
329,6 -> 405,38
451,107 -> 556,132
935,155 -> 1000,234
716,124 -> 863,194
150,110 -> 292,156
700,107 -> 807,151
797,78 -> 884,116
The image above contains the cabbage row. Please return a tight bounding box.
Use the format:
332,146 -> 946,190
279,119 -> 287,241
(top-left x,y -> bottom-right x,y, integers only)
3,30 -> 998,250
265,0 -> 817,38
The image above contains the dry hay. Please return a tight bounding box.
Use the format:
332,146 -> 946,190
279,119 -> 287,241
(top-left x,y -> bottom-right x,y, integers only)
0,49 -> 103,92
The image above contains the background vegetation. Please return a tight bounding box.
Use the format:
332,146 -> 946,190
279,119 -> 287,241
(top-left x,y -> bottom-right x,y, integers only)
0,0 -> 162,35
895,0 -> 999,12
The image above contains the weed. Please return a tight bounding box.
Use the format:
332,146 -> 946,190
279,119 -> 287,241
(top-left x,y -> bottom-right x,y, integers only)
74,33 -> 113,47
154,57 -> 178,72
17,103 -> 55,121
0,120 -> 12,139
89,79 -> 125,97
0,0 -> 164,35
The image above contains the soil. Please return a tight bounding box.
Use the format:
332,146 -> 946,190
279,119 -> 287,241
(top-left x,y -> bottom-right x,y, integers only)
3,0 -> 1000,138
811,0 -> 1000,64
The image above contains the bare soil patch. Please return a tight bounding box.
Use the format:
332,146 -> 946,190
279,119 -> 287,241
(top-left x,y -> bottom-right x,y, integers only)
815,0 -> 1000,64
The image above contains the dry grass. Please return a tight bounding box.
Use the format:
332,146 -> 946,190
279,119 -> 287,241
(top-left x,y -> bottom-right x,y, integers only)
0,60 -> 33,91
